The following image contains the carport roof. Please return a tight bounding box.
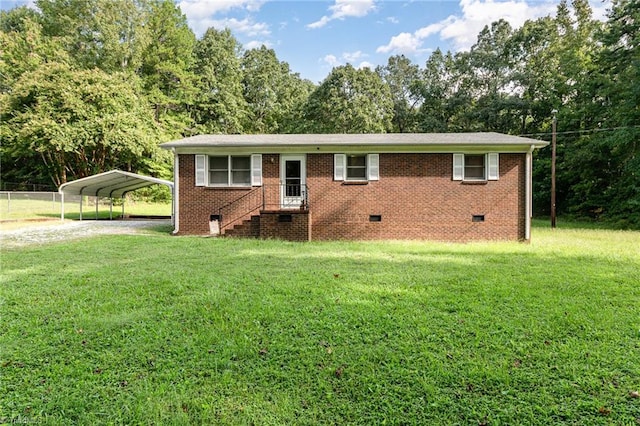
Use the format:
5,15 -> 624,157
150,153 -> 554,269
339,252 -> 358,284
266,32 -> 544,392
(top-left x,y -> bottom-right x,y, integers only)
58,170 -> 173,198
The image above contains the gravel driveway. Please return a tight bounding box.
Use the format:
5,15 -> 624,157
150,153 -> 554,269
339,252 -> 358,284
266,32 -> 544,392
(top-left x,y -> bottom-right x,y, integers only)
0,219 -> 171,248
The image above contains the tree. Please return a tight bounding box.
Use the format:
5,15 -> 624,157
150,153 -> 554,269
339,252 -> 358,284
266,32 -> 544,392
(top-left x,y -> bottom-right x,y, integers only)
0,64 -> 167,187
509,16 -> 559,133
465,20 -> 525,133
568,0 -> 640,225
192,28 -> 246,134
376,55 -> 422,133
36,0 -> 150,72
0,5 -> 41,33
36,0 -> 197,133
241,46 -> 314,134
416,49 -> 475,132
303,64 -> 393,133
0,13 -> 69,94
138,0 -> 197,131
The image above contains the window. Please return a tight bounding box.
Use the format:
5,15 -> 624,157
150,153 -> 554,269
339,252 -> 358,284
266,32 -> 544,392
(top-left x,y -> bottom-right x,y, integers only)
334,154 -> 379,181
194,154 -> 262,187
464,154 -> 485,180
209,155 -> 250,186
347,155 -> 367,180
453,153 -> 499,181
209,156 -> 230,185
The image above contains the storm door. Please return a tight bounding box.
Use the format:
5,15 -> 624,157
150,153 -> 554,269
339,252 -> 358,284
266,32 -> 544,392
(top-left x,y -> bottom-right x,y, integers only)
280,155 -> 306,208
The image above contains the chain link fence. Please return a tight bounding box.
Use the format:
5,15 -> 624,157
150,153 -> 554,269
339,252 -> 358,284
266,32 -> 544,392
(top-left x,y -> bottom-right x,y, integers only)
0,191 -> 95,221
1,182 -> 56,192
0,192 -> 171,221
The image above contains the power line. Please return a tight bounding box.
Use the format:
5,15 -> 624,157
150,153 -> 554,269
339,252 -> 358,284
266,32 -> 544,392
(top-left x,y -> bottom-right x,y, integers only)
520,124 -> 640,138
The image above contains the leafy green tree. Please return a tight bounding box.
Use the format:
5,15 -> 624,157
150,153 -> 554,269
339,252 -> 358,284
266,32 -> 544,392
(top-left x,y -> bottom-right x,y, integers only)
465,20 -> 525,133
0,13 -> 69,93
138,0 -> 197,131
508,16 -> 559,133
415,49 -> 451,131
241,46 -> 283,133
0,5 -> 41,33
0,64 -> 168,186
416,49 -> 476,132
192,28 -> 246,134
36,0 -> 149,72
279,77 -> 316,134
241,46 -> 313,133
303,64 -> 393,133
565,0 -> 640,225
376,55 -> 422,133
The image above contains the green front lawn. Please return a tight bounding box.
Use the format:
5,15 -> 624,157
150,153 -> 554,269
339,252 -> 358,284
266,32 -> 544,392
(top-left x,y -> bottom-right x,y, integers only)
1,226 -> 639,424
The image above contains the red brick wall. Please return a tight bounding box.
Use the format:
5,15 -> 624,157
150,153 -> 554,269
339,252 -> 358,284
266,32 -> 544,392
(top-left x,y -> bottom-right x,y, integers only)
259,211 -> 311,241
177,153 -> 526,241
177,154 -> 264,235
306,153 -> 526,241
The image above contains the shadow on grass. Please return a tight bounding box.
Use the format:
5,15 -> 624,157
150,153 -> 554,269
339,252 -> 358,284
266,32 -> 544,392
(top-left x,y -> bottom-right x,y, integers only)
2,235 -> 639,424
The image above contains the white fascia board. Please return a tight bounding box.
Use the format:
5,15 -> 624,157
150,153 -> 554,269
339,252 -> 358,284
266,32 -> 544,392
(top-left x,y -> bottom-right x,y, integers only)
171,144 -> 535,155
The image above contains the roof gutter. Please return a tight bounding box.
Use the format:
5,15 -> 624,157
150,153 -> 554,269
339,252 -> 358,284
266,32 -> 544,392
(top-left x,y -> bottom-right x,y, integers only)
525,144 -> 535,241
172,149 -> 179,234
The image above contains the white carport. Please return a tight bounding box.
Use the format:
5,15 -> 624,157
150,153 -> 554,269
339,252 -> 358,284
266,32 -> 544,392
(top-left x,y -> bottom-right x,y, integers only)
58,170 -> 174,222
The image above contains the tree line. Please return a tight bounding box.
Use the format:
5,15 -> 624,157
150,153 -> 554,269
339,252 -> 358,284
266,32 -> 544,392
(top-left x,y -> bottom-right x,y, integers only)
1,0 -> 637,226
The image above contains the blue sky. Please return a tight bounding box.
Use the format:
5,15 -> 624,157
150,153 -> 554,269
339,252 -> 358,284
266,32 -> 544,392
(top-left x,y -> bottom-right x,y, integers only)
3,0 -> 611,83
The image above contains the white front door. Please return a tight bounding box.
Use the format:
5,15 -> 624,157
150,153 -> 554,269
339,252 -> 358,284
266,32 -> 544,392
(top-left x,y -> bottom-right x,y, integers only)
280,155 -> 306,209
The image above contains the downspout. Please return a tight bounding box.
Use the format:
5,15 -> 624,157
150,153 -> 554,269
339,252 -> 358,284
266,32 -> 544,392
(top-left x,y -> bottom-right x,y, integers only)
172,149 -> 179,234
525,144 -> 534,241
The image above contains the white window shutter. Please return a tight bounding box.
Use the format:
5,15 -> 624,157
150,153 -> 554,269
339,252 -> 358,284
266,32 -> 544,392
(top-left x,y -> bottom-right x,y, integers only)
452,154 -> 464,181
251,154 -> 262,186
334,154 -> 346,181
487,153 -> 499,180
368,154 -> 379,181
195,155 -> 206,186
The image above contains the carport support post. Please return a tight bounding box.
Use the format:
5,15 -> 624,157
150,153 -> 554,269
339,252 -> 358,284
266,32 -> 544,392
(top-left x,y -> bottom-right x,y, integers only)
109,198 -> 113,220
122,197 -> 125,219
79,196 -> 83,221
95,196 -> 99,220
60,192 -> 65,221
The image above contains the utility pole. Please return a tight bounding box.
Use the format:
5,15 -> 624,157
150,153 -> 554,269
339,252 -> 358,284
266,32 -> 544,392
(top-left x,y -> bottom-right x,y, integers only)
551,109 -> 557,229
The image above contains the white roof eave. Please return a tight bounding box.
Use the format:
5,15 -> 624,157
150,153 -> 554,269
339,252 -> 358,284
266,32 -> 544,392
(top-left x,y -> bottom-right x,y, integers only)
160,132 -> 549,153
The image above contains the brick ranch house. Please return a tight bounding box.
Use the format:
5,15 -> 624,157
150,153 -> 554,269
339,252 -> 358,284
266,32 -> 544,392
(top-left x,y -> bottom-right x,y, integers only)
160,133 -> 548,242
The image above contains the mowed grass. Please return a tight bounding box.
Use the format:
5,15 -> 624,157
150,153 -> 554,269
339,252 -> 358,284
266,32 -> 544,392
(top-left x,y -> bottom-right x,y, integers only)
1,225 -> 639,425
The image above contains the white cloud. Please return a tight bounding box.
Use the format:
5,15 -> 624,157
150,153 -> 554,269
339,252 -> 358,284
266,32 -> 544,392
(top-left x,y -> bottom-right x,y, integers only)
436,0 -> 556,51
308,16 -> 332,29
387,16 -> 399,24
357,61 -> 375,70
178,0 -> 267,36
342,50 -> 366,62
323,54 -> 340,66
202,17 -> 270,37
178,0 -> 264,16
414,21 -> 450,39
245,40 -> 273,50
376,0 -> 612,55
308,0 -> 376,29
321,51 -> 375,71
376,32 -> 425,55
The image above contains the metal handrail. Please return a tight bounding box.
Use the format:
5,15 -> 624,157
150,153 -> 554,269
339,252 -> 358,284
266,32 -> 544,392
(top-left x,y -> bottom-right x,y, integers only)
218,186 -> 264,231
218,184 -> 309,232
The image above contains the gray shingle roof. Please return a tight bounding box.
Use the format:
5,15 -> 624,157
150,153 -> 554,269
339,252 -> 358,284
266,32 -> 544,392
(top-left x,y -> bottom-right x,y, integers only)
161,132 -> 548,150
